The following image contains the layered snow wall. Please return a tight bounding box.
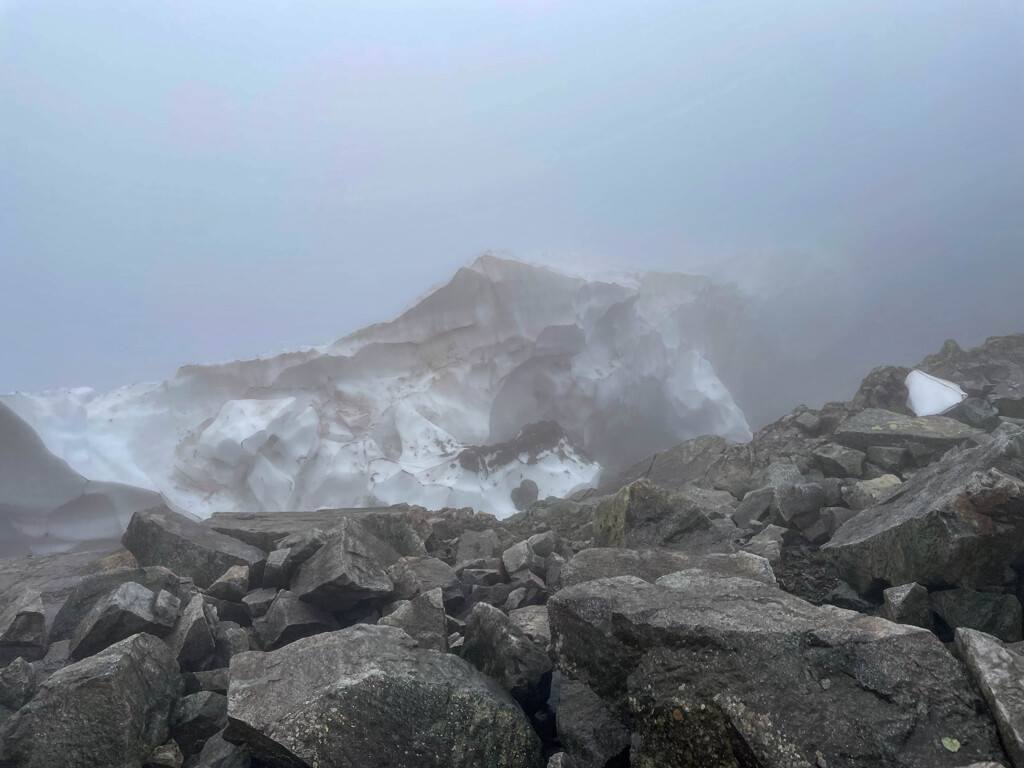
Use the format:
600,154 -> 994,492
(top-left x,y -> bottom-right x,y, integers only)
2,255 -> 751,553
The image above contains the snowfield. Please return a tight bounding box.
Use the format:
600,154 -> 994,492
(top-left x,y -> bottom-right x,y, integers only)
1,255 -> 751,554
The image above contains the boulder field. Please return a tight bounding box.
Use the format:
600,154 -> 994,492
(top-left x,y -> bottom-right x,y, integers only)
1,334 -> 1023,767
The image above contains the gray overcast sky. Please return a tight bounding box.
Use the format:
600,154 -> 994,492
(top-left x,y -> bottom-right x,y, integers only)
2,1 -> 1022,408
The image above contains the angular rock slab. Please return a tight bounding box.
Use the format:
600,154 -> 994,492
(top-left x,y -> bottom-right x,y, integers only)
0,633 -> 180,768
955,628 -> 1024,768
226,624 -> 543,768
69,581 -> 180,660
559,547 -> 775,589
823,433 -> 1024,593
592,479 -> 736,553
548,573 -> 1006,768
289,518 -> 397,611
124,506 -> 267,589
834,408 -> 986,452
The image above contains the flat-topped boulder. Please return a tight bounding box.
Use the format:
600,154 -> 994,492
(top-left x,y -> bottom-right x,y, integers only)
123,507 -> 267,589
205,506 -> 423,555
823,433 -> 1024,593
225,624 -> 543,768
834,408 -> 986,453
559,547 -> 775,589
548,572 -> 1006,768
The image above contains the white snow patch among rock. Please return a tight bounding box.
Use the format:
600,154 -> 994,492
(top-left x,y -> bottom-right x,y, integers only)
905,370 -> 967,416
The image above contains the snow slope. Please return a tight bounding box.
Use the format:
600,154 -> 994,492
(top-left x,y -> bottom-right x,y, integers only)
2,256 -> 751,547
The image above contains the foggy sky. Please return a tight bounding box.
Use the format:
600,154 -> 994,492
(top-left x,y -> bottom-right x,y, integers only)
2,1 -> 1022,423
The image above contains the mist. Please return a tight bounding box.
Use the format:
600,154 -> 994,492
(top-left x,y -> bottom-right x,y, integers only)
2,0 -> 1022,428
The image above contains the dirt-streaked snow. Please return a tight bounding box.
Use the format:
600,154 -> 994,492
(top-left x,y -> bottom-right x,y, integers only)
2,256 -> 751,551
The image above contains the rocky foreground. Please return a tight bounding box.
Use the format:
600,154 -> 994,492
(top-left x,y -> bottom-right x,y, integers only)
1,334 -> 1023,767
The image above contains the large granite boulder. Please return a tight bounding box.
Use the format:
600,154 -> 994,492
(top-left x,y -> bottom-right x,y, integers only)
69,581 -> 180,660
289,518 -> 398,611
225,624 -> 543,768
955,628 -> 1024,768
595,434 -> 730,495
548,572 -> 1007,767
559,548 -> 775,589
823,433 -> 1024,593
592,480 -> 736,553
0,633 -> 181,768
123,507 -> 267,589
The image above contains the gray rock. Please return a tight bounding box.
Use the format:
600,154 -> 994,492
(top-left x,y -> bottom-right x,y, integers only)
559,547 -> 775,589
955,398 -> 1003,431
842,474 -> 902,510
866,445 -> 909,473
49,566 -> 189,643
823,434 -> 1024,593
931,589 -> 1023,642
143,740 -> 183,768
262,548 -> 292,589
546,753 -> 575,768
225,624 -> 543,768
241,587 -> 279,619
592,480 -> 735,553
527,530 -> 561,559
183,668 -> 230,695
167,593 -> 218,672
502,540 -> 545,578
69,582 -> 180,660
378,588 -> 448,652
0,633 -> 180,768
213,622 -> 251,668
256,590 -> 338,651
549,573 -> 1005,768
171,691 -> 228,755
820,507 -> 858,539
290,518 -> 397,611
955,628 -> 1024,768
742,524 -> 786,566
812,443 -> 866,478
0,657 -> 36,712
881,583 -> 933,630
460,568 -> 502,587
462,602 -> 553,714
835,408 -> 987,452
208,566 -> 250,603
556,678 -> 630,768
596,434 -> 729,495
0,591 -> 46,665
123,507 -> 267,589
386,556 -> 462,610
508,605 -> 551,651
455,529 -> 504,570
193,728 -> 251,768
